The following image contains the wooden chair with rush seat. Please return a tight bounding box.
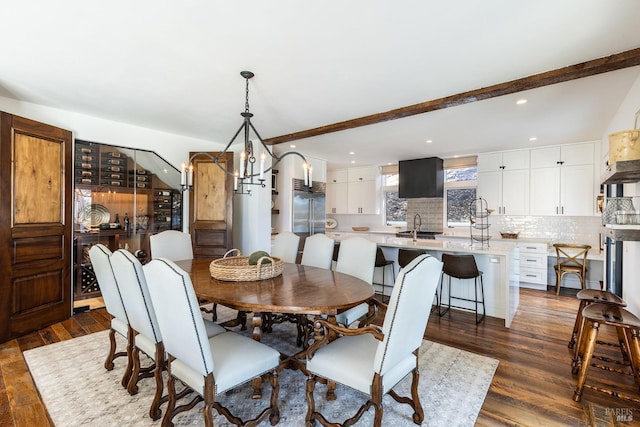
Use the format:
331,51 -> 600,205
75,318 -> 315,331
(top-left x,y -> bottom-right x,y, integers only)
553,243 -> 591,295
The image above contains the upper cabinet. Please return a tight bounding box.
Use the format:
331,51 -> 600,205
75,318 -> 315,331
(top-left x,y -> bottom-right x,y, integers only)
529,142 -> 595,216
347,166 -> 379,214
477,150 -> 530,215
326,166 -> 380,215
326,169 -> 348,214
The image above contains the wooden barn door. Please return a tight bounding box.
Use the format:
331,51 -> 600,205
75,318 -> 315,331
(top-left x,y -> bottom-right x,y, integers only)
189,152 -> 233,257
0,113 -> 73,343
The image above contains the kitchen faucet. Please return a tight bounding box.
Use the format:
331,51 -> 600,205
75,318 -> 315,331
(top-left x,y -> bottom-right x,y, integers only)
412,213 -> 422,241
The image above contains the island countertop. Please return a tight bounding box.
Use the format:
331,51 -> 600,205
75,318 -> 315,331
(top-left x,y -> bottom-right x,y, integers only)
327,232 -> 517,256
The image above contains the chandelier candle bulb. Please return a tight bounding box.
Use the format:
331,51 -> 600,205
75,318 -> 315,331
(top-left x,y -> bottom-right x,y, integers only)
188,164 -> 193,187
234,170 -> 238,191
308,166 -> 313,185
180,162 -> 186,186
239,151 -> 246,178
304,163 -> 308,186
260,152 -> 265,180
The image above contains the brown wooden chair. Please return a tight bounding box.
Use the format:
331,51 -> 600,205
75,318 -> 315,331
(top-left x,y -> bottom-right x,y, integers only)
553,243 -> 591,295
573,303 -> 640,403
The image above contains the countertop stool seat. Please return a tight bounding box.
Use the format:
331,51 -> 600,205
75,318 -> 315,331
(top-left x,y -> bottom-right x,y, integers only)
373,247 -> 395,303
398,249 -> 435,310
573,303 -> 640,404
569,289 -> 626,360
438,253 -> 485,324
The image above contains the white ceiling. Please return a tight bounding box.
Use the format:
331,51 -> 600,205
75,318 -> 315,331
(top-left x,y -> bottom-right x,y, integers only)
2,1 -> 640,169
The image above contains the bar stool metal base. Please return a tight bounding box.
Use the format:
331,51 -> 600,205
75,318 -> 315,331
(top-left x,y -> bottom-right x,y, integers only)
438,273 -> 485,324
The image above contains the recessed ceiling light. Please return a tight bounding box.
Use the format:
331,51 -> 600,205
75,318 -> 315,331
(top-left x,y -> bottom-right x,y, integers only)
516,99 -> 527,105
290,144 -> 296,148
351,160 -> 356,164
529,137 -> 537,141
349,151 -> 355,155
426,140 -> 432,144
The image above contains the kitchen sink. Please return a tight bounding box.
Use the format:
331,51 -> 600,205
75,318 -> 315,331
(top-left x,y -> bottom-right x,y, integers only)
395,230 -> 442,239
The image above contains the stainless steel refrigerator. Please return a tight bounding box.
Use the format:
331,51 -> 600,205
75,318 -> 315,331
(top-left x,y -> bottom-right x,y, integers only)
292,178 -> 326,242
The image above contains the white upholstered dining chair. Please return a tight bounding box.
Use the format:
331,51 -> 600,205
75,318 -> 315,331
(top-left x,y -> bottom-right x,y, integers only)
334,236 -> 377,326
110,249 -> 225,420
301,233 -> 335,269
271,231 -> 300,263
144,258 -> 281,426
150,229 -> 220,320
149,229 -> 193,261
305,254 -> 444,426
87,244 -> 132,388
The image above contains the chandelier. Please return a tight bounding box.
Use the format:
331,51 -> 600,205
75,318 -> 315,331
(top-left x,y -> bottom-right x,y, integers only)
181,71 -> 310,195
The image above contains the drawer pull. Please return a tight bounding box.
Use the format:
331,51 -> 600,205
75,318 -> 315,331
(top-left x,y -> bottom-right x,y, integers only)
526,274 -> 537,277
526,259 -> 537,262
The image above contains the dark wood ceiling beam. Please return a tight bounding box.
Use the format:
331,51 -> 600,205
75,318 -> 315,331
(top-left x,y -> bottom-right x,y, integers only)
264,48 -> 640,145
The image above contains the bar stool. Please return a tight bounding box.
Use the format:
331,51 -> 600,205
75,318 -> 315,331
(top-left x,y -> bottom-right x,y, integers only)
438,253 -> 485,324
573,303 -> 640,403
569,290 -> 627,373
568,289 -> 626,350
373,247 -> 395,302
398,249 -> 436,310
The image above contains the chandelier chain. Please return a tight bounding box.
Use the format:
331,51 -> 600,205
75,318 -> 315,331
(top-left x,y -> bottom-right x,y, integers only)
245,78 -> 250,114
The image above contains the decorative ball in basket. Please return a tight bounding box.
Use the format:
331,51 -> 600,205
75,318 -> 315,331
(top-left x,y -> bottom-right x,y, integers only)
209,249 -> 284,281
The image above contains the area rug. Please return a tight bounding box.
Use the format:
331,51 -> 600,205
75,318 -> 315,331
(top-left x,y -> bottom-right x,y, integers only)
24,311 -> 498,426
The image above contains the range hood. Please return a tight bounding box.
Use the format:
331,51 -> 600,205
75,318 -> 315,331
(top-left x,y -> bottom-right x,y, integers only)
398,157 -> 443,198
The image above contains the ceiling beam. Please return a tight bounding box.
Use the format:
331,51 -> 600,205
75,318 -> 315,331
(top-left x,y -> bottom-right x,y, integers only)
264,48 -> 640,145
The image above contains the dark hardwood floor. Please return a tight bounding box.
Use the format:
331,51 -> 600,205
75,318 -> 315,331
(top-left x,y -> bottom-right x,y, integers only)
1,288 -> 639,426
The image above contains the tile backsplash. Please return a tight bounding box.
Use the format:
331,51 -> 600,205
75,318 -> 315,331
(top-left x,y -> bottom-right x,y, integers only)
331,197 -> 603,250
407,198 -> 603,249
490,215 -> 603,248
407,198 -> 444,232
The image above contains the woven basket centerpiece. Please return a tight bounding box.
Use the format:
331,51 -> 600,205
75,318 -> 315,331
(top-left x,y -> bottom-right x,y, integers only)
209,249 -> 283,281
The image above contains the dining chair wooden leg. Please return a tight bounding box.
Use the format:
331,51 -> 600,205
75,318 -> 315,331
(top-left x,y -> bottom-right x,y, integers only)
149,342 -> 165,421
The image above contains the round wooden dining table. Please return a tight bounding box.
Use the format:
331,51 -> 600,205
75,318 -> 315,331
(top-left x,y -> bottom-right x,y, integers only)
174,258 -> 374,341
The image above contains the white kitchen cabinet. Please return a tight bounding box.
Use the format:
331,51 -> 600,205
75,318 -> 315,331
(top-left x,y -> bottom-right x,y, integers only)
477,150 -> 529,215
326,170 -> 348,214
529,142 -> 595,216
326,166 -> 379,215
518,242 -> 549,290
347,166 -> 379,214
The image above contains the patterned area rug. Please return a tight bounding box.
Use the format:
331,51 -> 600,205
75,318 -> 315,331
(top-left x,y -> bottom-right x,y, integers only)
24,310 -> 498,426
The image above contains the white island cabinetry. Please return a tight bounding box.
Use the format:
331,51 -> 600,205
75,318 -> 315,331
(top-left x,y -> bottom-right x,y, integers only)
329,234 -> 520,328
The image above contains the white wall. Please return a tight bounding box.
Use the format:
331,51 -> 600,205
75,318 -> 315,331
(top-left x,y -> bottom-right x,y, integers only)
0,95 -> 219,165
601,74 -> 640,316
0,96 -> 270,255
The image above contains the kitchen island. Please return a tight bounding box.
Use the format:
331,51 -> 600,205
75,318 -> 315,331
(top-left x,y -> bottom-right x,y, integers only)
327,232 -> 520,328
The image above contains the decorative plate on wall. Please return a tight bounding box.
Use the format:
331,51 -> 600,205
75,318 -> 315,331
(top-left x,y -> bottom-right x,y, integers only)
326,218 -> 337,229
81,204 -> 111,228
